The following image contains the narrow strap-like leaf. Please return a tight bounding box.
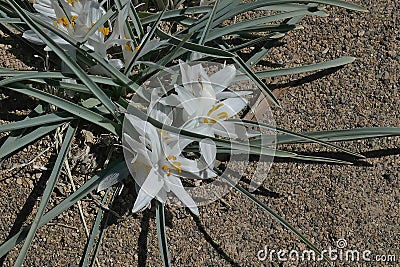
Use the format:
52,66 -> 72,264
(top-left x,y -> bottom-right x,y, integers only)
14,122 -> 76,266
3,82 -> 120,135
0,122 -> 62,160
156,200 -> 171,267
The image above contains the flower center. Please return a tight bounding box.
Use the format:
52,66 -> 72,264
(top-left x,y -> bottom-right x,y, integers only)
98,27 -> 111,36
67,0 -> 78,7
203,103 -> 228,124
53,16 -> 72,28
161,155 -> 182,176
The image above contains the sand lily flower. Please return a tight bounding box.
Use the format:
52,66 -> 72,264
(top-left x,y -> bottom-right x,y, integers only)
159,61 -> 256,139
123,113 -> 216,215
23,0 -> 124,71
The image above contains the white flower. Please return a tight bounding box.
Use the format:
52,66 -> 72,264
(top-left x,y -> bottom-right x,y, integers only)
23,0 -> 124,71
123,113 -> 216,215
159,61 -> 257,139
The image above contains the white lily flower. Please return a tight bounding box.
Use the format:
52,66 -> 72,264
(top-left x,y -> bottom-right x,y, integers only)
123,113 -> 217,215
23,0 -> 124,71
159,61 -> 257,139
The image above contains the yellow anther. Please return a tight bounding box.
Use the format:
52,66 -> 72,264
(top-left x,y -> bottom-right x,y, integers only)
145,165 -> 151,173
67,0 -> 78,6
53,21 -> 58,28
171,162 -> 182,174
98,27 -> 110,36
166,155 -> 177,161
159,129 -> 168,135
167,170 -> 172,176
217,112 -> 229,120
203,118 -> 217,124
134,45 -> 141,51
161,165 -> 169,171
207,103 -> 224,116
125,42 -> 132,51
71,16 -> 78,21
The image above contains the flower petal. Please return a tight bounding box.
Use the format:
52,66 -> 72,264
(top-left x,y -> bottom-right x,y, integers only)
132,168 -> 163,213
166,175 -> 199,215
210,64 -> 236,93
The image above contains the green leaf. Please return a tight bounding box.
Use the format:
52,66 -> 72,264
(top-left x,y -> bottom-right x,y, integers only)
139,6 -> 212,25
0,122 -> 62,160
125,8 -> 166,75
156,200 -> 171,267
197,0 -> 219,45
215,148 -> 351,164
0,112 -> 73,133
233,55 -> 280,106
233,119 -> 365,158
155,28 -> 236,58
3,82 -> 120,135
206,8 -> 327,42
276,127 -> 400,144
14,122 -> 76,266
236,57 -> 356,81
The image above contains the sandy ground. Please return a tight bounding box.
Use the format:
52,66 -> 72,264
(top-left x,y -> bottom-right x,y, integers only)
0,0 -> 399,266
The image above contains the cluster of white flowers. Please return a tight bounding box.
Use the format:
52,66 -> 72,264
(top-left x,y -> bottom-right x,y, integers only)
23,1 -> 259,215
122,61 -> 258,215
23,0 -> 164,73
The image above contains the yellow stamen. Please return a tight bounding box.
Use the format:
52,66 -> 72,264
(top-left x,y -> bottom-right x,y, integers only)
98,27 -> 110,36
217,112 -> 229,120
171,162 -> 182,174
159,129 -> 168,135
166,155 -> 177,161
53,21 -> 58,28
134,45 -> 141,51
203,118 -> 217,124
67,0 -> 78,6
207,103 -> 224,116
125,42 -> 132,51
161,165 -> 169,171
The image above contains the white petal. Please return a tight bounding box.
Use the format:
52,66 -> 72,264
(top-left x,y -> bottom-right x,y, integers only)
166,176 -> 199,215
214,97 -> 247,118
123,133 -> 149,160
22,30 -> 45,46
159,94 -> 181,106
210,64 -> 236,93
33,4 -> 56,19
132,168 -> 163,213
200,139 -> 216,168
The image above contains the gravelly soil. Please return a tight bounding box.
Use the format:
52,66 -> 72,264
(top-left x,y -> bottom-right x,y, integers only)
0,0 -> 399,266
